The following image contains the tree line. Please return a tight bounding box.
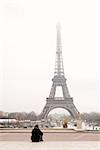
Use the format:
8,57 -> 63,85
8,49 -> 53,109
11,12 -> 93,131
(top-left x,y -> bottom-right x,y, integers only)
8,111 -> 37,121
80,112 -> 100,125
0,111 -> 100,125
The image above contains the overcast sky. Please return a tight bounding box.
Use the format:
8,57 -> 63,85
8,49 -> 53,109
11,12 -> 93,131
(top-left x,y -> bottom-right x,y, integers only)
0,0 -> 99,114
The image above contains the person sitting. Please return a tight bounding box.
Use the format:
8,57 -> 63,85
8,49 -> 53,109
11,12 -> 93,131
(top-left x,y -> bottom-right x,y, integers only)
31,124 -> 43,142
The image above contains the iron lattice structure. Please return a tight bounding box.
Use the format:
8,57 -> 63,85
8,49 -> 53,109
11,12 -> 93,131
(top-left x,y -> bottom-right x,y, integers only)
40,23 -> 79,119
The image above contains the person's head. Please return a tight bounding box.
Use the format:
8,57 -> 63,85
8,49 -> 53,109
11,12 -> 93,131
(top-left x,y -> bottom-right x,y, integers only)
34,124 -> 39,128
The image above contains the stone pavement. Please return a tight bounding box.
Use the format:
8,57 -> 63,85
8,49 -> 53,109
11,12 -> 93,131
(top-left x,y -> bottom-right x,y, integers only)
0,141 -> 100,150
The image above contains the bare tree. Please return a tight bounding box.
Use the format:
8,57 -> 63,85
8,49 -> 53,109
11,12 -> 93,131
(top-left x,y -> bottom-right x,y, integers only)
81,112 -> 100,125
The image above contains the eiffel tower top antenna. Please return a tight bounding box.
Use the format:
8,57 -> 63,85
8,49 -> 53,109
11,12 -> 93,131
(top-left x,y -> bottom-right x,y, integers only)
55,22 -> 64,76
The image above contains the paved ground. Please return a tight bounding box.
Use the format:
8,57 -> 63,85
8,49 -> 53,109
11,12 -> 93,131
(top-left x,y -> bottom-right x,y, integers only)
0,131 -> 100,141
0,130 -> 100,150
0,141 -> 100,150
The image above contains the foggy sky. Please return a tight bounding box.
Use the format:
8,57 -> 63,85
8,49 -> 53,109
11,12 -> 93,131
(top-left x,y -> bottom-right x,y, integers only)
0,0 -> 99,114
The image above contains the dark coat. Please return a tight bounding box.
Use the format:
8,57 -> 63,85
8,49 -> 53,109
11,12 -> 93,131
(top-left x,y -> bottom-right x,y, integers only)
31,127 -> 43,142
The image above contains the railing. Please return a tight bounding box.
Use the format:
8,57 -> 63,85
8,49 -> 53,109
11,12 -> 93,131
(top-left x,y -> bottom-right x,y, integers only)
54,97 -> 64,100
47,97 -> 73,101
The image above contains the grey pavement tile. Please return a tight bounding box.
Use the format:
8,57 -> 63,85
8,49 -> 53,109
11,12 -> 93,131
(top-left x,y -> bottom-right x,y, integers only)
0,141 -> 100,150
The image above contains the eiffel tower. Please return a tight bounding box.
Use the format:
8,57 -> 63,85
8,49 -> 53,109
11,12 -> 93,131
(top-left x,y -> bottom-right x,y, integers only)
40,23 -> 79,119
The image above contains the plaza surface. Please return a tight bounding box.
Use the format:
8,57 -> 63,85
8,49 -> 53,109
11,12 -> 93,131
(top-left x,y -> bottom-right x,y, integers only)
0,129 -> 100,141
0,141 -> 100,150
0,129 -> 100,150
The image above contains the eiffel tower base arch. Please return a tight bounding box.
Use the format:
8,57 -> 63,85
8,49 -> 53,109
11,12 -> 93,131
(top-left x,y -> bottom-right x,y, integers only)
39,97 -> 79,120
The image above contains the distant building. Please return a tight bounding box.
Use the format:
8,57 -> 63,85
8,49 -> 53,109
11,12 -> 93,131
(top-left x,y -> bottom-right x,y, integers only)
0,111 -> 8,117
0,111 -> 5,117
0,117 -> 17,124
